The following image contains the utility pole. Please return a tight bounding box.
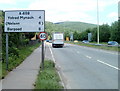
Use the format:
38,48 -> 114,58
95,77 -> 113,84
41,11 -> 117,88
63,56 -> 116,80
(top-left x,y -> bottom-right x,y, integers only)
97,0 -> 100,44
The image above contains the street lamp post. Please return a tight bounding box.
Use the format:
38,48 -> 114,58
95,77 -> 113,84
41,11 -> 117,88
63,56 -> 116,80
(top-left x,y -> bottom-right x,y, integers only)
97,0 -> 99,44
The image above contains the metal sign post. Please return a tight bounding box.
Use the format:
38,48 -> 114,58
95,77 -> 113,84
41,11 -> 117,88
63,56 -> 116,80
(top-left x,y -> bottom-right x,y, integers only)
88,33 -> 92,42
41,40 -> 44,70
39,32 -> 47,70
70,33 -> 73,41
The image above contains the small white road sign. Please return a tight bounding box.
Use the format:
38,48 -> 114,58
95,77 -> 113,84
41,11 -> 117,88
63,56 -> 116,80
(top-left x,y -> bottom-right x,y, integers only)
4,10 -> 45,32
39,32 -> 47,40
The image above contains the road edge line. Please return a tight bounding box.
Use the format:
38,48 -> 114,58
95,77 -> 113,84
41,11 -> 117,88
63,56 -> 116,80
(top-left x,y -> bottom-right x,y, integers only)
48,45 -> 67,89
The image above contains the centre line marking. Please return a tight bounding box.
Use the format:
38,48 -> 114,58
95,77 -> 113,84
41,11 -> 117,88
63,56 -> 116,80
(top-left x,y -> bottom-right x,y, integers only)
86,55 -> 92,59
97,60 -> 120,70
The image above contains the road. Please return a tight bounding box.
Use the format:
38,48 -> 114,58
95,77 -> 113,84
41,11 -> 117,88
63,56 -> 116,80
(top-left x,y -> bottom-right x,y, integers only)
45,42 -> 119,89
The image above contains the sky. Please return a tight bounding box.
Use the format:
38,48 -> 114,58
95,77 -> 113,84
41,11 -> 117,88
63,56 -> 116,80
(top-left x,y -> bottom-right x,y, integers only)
0,0 -> 119,25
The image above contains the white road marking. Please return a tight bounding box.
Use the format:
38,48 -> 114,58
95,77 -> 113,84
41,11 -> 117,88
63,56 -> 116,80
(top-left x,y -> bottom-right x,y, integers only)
86,55 -> 92,59
48,44 -> 66,89
48,45 -> 56,63
57,70 -> 66,88
85,55 -> 119,70
97,60 -> 120,70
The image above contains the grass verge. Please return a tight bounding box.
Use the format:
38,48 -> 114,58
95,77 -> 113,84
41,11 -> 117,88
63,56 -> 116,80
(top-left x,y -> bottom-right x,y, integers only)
34,60 -> 63,89
66,41 -> 119,52
2,43 -> 41,79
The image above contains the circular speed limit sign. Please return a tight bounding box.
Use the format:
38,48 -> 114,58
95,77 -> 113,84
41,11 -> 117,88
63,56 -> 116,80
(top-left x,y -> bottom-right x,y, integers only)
39,32 -> 47,40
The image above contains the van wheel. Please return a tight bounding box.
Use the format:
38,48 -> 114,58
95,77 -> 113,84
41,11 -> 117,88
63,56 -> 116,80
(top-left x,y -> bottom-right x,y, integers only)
52,44 -> 54,48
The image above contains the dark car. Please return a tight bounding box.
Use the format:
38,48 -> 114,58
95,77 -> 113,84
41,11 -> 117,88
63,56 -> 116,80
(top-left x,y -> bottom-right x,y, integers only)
46,40 -> 49,42
49,40 -> 52,43
108,41 -> 118,46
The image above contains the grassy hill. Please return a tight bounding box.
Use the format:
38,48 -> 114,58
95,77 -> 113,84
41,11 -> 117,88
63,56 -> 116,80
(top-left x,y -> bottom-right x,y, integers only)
54,21 -> 96,32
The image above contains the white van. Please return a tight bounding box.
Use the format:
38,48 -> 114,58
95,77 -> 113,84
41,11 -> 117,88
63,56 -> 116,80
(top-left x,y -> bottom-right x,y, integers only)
52,32 -> 64,48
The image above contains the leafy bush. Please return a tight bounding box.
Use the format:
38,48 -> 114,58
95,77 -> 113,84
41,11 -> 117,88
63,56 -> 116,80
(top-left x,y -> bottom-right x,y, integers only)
2,43 -> 41,79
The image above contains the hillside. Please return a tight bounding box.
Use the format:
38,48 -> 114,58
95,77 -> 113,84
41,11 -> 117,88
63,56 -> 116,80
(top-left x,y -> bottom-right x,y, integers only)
54,21 -> 96,32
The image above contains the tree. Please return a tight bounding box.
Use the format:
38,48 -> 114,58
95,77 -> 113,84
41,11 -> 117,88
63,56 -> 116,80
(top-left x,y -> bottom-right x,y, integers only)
91,27 -> 97,42
73,31 -> 79,40
64,31 -> 70,40
24,32 -> 35,40
79,29 -> 91,41
110,21 -> 120,43
99,24 -> 110,42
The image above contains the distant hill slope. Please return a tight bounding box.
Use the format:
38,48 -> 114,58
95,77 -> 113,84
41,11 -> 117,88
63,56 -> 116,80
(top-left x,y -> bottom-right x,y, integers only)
54,21 -> 96,32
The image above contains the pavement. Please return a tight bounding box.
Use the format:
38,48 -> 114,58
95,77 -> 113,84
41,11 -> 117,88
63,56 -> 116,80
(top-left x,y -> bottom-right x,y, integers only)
2,46 -> 41,89
0,80 -> 2,91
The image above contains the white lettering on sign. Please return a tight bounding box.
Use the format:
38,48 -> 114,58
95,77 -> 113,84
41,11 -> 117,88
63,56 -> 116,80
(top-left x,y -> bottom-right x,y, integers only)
4,10 -> 45,32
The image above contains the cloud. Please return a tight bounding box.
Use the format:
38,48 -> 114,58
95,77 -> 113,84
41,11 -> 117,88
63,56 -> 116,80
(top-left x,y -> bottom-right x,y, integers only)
28,0 -> 99,23
28,0 -> 97,12
0,0 -> 16,4
28,0 -> 119,12
96,0 -> 118,12
45,11 -> 95,23
0,0 -> 118,24
28,0 -> 119,22
108,12 -> 118,18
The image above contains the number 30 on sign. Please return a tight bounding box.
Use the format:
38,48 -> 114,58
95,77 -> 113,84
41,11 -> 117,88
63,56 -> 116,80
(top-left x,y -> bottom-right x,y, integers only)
39,32 -> 47,40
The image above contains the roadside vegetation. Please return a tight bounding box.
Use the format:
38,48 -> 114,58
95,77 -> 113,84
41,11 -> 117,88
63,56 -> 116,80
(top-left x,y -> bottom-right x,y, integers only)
45,20 -> 119,51
66,41 -> 119,52
2,42 -> 41,79
71,22 -> 119,43
45,20 -> 119,44
34,60 -> 63,89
